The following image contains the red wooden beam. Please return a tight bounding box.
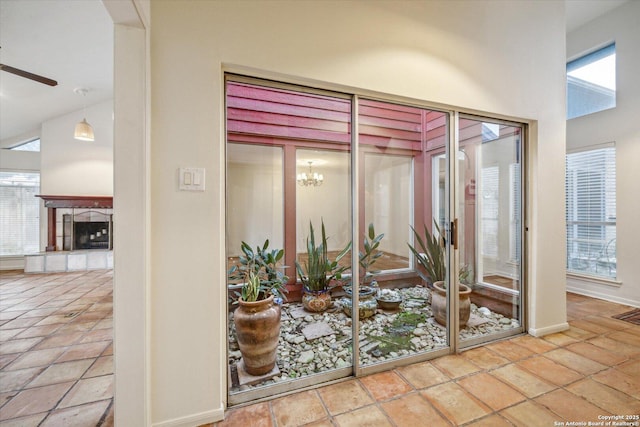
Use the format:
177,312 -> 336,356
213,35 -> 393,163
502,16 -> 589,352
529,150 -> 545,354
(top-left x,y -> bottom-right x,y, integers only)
37,195 -> 113,209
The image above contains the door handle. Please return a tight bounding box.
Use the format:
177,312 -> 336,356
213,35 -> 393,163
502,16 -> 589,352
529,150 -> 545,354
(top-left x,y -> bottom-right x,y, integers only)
451,219 -> 458,250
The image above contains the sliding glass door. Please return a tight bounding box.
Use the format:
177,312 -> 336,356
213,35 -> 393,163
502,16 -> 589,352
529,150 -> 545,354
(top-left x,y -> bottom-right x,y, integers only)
356,99 -> 451,372
456,117 -> 524,347
225,76 -> 525,404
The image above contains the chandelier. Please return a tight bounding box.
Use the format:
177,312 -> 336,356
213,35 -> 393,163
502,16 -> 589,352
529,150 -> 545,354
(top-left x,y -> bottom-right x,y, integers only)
297,161 -> 324,187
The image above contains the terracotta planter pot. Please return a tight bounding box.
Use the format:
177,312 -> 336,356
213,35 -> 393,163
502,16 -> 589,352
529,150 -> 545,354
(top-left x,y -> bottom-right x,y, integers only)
430,281 -> 471,328
234,295 -> 281,376
341,286 -> 377,319
302,289 -> 332,312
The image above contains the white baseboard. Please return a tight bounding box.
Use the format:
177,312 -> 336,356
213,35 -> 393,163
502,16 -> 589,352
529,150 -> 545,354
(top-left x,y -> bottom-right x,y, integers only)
528,322 -> 569,337
152,406 -> 224,427
566,286 -> 640,309
0,256 -> 24,271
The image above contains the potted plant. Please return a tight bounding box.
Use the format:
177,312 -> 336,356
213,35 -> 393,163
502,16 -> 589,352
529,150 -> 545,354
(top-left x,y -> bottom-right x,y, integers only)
408,221 -> 471,327
228,240 -> 288,376
358,222 -> 385,288
295,220 -> 351,313
342,223 -> 388,318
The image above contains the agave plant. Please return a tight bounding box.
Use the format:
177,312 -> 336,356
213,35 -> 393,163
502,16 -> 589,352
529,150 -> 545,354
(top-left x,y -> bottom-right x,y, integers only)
358,223 -> 384,286
296,220 -> 352,292
239,268 -> 262,302
407,220 -> 446,285
228,239 -> 288,302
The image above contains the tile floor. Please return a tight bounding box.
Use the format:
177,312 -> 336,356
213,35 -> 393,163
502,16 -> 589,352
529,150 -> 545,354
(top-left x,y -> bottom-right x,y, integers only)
1,270 -> 638,427
214,292 -> 639,427
0,269 -> 113,427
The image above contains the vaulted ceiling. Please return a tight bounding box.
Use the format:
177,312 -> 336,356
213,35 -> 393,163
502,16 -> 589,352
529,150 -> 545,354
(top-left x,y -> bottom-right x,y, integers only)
0,0 -> 627,145
0,0 -> 112,143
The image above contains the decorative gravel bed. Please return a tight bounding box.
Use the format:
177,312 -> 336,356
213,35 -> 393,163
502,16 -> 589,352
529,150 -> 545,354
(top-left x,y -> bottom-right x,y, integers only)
228,285 -> 519,392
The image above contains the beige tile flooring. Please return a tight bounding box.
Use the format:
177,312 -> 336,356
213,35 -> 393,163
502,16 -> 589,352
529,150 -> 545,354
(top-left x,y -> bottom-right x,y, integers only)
1,270 -> 638,426
0,269 -> 113,426
214,293 -> 640,427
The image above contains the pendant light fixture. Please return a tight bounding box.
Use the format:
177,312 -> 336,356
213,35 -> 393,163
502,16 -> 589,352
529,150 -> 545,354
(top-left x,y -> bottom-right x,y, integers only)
297,161 -> 324,187
73,88 -> 95,141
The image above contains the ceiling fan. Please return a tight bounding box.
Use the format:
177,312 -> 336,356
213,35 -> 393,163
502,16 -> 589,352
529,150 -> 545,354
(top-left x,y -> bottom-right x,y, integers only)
0,46 -> 57,86
0,48 -> 58,88
0,63 -> 57,86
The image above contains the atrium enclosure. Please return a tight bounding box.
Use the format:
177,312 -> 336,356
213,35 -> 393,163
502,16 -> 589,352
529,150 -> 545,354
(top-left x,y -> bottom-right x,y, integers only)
225,78 -> 525,401
135,1 -> 568,425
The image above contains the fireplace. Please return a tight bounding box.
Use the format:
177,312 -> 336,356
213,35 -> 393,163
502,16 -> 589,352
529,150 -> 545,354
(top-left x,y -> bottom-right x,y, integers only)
63,210 -> 113,250
37,195 -> 113,251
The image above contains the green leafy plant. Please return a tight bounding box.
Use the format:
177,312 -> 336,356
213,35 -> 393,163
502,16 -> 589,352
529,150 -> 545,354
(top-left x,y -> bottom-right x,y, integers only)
228,239 -> 288,302
295,220 -> 352,292
240,268 -> 261,302
358,223 -> 384,286
407,220 -> 446,285
458,264 -> 474,286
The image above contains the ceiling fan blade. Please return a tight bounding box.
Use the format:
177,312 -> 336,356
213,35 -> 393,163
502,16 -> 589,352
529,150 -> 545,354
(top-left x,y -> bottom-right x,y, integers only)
0,64 -> 58,87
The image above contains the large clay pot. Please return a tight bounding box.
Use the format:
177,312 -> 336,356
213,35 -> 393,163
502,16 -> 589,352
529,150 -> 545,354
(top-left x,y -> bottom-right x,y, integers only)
430,281 -> 471,328
234,295 -> 281,376
302,289 -> 332,312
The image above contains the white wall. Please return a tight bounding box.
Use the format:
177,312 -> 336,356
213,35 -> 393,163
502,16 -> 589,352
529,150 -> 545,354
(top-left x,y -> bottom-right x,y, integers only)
566,1 -> 640,307
296,158 -> 351,252
365,155 -> 413,258
227,157 -> 284,254
149,1 -> 567,425
0,139 -> 40,171
40,100 -> 114,196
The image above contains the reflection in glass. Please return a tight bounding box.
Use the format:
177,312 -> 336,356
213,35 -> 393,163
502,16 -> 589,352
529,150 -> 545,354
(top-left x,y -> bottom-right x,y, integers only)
226,143 -> 284,255
458,119 -> 523,344
364,154 -> 412,272
358,99 -> 449,368
296,149 -> 352,271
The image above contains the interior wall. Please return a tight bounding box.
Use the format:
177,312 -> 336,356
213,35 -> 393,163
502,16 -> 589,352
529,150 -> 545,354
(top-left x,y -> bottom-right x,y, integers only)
40,100 -> 114,196
364,155 -> 412,258
226,158 -> 284,254
566,0 -> 640,307
296,160 -> 351,252
0,148 -> 40,171
149,1 -> 566,425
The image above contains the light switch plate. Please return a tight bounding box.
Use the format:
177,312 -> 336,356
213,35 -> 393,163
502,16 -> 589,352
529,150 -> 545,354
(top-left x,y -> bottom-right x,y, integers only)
179,167 -> 205,191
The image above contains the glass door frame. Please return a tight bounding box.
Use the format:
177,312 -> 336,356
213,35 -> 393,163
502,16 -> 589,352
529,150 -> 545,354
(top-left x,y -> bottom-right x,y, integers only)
455,113 -> 528,349
225,74 -> 527,405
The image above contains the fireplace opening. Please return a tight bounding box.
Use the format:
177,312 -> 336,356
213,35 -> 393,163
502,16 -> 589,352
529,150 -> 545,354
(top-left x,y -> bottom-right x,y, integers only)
63,210 -> 113,251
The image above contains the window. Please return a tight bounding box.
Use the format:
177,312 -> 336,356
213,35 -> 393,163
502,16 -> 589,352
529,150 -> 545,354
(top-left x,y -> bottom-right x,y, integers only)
566,146 -> 616,279
9,139 -> 41,152
481,165 -> 499,258
509,163 -> 521,262
0,171 -> 40,255
567,43 -> 616,119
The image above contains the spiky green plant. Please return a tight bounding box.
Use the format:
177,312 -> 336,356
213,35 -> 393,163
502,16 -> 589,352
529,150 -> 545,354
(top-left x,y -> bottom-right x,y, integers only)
295,220 -> 352,292
240,268 -> 262,302
407,220 -> 446,285
359,223 -> 384,286
228,239 -> 288,302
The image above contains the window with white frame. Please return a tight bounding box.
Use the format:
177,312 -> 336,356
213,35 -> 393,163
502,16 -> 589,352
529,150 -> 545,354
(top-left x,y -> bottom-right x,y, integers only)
9,138 -> 41,152
0,171 -> 41,255
481,165 -> 499,258
565,146 -> 616,279
567,43 -> 616,120
509,163 -> 521,262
